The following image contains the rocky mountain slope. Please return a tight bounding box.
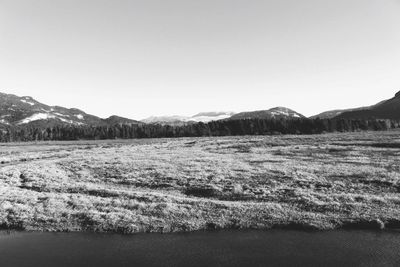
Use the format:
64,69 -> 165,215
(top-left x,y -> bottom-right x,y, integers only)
0,92 -> 139,127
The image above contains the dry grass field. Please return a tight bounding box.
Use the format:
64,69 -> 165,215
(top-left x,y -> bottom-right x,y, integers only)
1,131 -> 400,233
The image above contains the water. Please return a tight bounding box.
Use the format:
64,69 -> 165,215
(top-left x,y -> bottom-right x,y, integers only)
1,230 -> 400,267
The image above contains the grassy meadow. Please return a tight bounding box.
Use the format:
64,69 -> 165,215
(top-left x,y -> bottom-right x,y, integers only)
1,131 -> 400,233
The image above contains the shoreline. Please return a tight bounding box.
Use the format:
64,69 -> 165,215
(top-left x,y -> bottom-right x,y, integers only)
1,223 -> 400,236
1,207 -> 399,234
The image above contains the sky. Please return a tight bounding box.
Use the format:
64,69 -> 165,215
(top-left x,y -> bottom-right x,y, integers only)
1,0 -> 400,120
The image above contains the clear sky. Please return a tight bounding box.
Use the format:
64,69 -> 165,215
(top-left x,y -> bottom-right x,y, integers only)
1,0 -> 400,119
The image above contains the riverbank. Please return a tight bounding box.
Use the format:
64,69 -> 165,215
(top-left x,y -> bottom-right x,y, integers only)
1,131 -> 400,233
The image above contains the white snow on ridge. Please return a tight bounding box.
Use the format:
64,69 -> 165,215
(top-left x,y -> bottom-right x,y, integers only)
59,117 -> 84,125
270,108 -> 302,118
271,111 -> 290,116
75,114 -> 84,120
18,113 -> 55,124
20,99 -> 35,106
0,119 -> 10,125
54,112 -> 68,117
189,114 -> 232,122
17,113 -> 84,125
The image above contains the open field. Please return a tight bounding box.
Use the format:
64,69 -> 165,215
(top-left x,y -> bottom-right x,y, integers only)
1,131 -> 400,233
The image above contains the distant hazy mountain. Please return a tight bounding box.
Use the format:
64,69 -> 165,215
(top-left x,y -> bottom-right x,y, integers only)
190,111 -> 236,122
141,111 -> 236,125
0,92 -> 139,127
334,91 -> 400,120
227,107 -> 305,121
140,115 -> 190,126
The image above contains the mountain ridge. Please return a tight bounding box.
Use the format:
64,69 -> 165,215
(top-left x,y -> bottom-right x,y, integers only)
335,91 -> 400,120
0,92 -> 140,127
2,90 -> 400,128
227,107 -> 305,121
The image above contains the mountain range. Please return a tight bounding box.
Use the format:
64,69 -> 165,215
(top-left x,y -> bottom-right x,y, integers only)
0,90 -> 399,128
0,92 -> 141,128
140,108 -> 306,125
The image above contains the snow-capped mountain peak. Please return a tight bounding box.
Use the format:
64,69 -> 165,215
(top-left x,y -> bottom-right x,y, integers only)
268,107 -> 303,118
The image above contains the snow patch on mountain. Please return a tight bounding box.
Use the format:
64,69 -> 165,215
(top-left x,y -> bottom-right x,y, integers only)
270,111 -> 301,118
0,119 -> 10,125
58,117 -> 84,125
190,114 -> 234,122
54,112 -> 68,117
17,112 -> 84,125
228,107 -> 305,121
20,99 -> 35,106
269,107 -> 304,118
0,92 -> 135,127
18,113 -> 55,124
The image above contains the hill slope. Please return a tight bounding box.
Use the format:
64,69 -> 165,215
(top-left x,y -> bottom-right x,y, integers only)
310,107 -> 367,119
336,91 -> 400,120
102,115 -> 142,126
228,107 -> 305,120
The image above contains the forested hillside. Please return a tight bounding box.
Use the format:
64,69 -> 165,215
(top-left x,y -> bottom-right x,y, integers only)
0,117 -> 397,142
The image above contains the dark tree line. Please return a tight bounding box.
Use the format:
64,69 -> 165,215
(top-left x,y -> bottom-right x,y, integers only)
0,118 -> 398,142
